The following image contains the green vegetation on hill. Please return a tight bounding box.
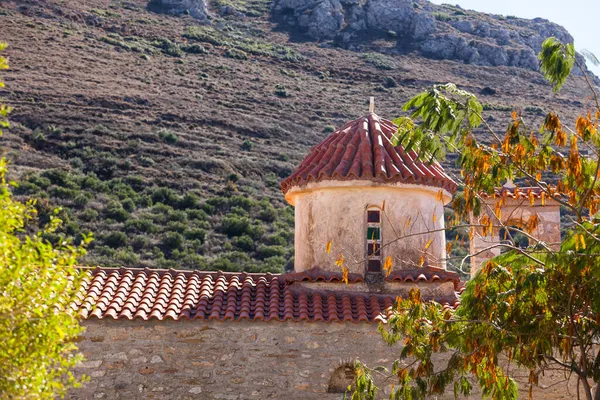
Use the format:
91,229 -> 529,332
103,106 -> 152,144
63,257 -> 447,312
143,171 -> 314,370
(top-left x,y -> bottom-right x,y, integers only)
15,168 -> 294,272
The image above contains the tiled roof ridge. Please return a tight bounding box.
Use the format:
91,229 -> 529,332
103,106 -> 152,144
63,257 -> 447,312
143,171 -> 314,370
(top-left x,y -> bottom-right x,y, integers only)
480,186 -> 563,200
280,113 -> 458,195
76,267 -> 462,323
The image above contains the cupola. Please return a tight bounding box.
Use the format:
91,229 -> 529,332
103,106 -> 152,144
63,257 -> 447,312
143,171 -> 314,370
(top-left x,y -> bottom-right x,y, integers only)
281,109 -> 458,280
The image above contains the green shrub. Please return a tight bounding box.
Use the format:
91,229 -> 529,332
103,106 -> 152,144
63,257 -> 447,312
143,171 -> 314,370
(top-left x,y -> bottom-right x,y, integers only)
233,235 -> 254,251
221,215 -> 251,237
225,48 -> 248,60
131,235 -> 150,250
158,129 -> 179,144
257,256 -> 285,273
258,205 -> 277,222
181,44 -> 206,54
178,252 -> 208,269
187,209 -> 208,221
185,228 -> 206,242
121,198 -> 136,212
80,208 -> 99,222
241,140 -> 254,151
274,84 -> 290,97
151,187 -> 179,206
178,192 -> 200,209
102,231 -> 128,248
124,218 -> 157,234
161,232 -> 184,253
256,244 -> 286,260
152,38 -> 183,57
230,195 -> 254,210
323,125 -> 335,133
433,12 -> 453,22
114,249 -> 139,266
104,201 -> 129,222
73,193 -> 90,207
361,52 -> 396,70
167,221 -> 188,233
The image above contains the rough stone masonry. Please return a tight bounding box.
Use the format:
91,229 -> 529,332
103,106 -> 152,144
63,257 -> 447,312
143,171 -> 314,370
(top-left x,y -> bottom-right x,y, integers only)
70,319 -> 582,399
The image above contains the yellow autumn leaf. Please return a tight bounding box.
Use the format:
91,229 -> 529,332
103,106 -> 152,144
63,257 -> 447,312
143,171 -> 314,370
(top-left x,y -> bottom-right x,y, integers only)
446,242 -> 453,255
540,192 -> 546,206
424,239 -> 433,250
418,254 -> 425,267
335,253 -> 344,267
341,266 -> 349,284
405,217 -> 411,229
529,190 -> 535,206
436,190 -> 444,202
326,240 -> 332,254
432,213 -> 437,223
580,234 -> 586,250
384,256 -> 392,277
381,200 -> 386,211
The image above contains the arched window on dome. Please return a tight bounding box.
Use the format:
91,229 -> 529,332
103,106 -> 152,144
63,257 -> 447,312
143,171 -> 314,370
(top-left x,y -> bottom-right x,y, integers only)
365,206 -> 382,274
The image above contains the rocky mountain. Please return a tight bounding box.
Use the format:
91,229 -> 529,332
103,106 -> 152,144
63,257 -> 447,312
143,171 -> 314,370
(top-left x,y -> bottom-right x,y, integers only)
0,0 -> 595,274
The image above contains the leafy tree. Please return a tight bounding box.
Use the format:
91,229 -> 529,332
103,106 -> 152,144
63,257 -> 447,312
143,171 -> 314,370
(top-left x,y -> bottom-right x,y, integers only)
0,43 -> 92,399
351,38 -> 600,399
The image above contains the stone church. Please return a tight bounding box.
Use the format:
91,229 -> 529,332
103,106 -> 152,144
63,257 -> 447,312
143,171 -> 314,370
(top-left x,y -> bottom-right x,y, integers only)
70,111 -> 565,399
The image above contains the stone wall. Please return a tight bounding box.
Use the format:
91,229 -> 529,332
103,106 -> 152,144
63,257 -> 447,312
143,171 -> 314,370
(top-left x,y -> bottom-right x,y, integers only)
70,319 -> 582,399
289,180 -> 450,273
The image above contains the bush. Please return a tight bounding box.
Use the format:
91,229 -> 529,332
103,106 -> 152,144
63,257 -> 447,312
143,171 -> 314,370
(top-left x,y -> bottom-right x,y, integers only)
221,215 -> 251,237
185,228 -> 206,242
151,187 -> 179,206
274,84 -> 290,97
104,201 -> 129,222
121,198 -> 136,212
158,128 -> 179,144
153,38 -> 183,57
124,218 -> 157,234
225,48 -> 248,60
383,76 -> 397,88
178,192 -> 200,209
80,208 -> 99,222
258,205 -> 277,223
256,244 -> 286,260
131,235 -> 150,250
323,125 -> 335,133
361,52 -> 396,70
102,231 -> 128,248
232,235 -> 254,251
182,43 -> 206,54
114,249 -> 139,266
73,193 -> 90,207
241,140 -> 254,151
161,232 -> 184,253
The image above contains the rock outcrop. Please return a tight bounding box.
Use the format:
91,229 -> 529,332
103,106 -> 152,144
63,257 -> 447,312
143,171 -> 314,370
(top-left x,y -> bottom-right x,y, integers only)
271,0 -> 584,73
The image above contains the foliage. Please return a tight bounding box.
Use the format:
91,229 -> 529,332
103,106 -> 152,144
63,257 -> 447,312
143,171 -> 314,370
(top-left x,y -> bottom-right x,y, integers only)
0,43 -> 91,398
361,52 -> 397,70
353,37 -> 600,399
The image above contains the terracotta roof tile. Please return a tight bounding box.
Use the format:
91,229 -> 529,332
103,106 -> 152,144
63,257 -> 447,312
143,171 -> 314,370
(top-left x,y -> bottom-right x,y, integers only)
281,113 -> 458,195
77,267 -> 461,323
480,186 -> 562,200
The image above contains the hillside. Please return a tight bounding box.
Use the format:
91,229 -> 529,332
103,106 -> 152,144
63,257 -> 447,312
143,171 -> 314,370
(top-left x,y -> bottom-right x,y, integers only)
0,0 -> 594,274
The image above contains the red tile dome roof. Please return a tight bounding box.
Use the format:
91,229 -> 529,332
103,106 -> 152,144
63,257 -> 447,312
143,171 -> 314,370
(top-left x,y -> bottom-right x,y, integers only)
281,113 -> 458,195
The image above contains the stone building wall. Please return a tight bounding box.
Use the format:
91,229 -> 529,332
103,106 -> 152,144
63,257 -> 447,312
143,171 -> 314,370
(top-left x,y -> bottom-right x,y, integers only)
289,180 -> 450,273
70,319 -> 581,400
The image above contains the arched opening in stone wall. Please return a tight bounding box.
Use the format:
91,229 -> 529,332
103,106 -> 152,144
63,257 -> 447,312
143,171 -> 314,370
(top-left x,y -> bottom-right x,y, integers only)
327,362 -> 357,393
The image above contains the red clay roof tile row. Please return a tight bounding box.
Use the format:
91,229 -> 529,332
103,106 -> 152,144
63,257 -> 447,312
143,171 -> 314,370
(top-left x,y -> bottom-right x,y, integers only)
286,267 -> 460,290
77,268 -> 460,323
480,187 -> 562,200
280,113 -> 458,195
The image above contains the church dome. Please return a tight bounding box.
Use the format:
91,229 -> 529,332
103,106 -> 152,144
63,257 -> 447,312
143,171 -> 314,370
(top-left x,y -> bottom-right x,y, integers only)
280,113 -> 458,196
